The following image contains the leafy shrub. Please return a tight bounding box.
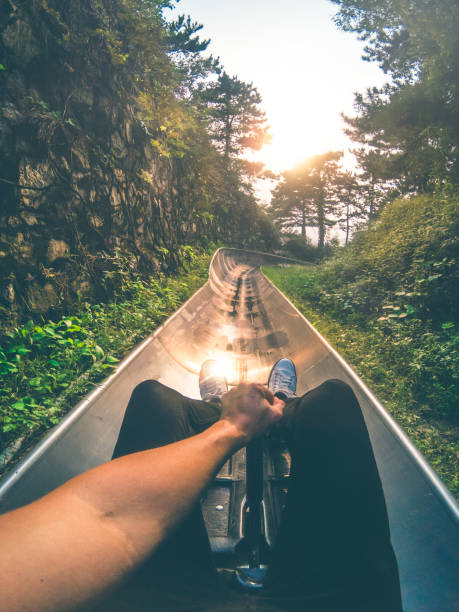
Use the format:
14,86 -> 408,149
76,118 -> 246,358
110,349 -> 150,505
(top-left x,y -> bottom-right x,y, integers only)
282,235 -> 339,262
0,317 -> 113,442
265,263 -> 458,497
0,251 -> 211,460
311,192 -> 459,324
263,190 -> 459,497
283,236 -> 320,261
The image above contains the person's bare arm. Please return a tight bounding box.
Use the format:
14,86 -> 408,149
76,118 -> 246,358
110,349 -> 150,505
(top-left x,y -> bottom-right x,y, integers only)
0,383 -> 283,611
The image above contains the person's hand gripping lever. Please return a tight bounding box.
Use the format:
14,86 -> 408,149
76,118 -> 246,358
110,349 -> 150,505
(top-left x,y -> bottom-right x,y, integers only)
220,383 -> 285,588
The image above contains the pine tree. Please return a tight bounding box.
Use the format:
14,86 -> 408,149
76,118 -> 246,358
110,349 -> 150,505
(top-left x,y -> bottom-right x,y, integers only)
332,0 -> 459,190
199,72 -> 270,161
270,152 -> 344,250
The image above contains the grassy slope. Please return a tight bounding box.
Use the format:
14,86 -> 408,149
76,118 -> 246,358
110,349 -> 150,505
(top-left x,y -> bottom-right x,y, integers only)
264,264 -> 458,498
264,189 -> 459,502
0,252 -> 211,472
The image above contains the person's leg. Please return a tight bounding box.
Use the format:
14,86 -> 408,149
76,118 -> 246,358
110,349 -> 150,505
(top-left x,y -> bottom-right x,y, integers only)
97,379 -> 244,611
113,379 -> 222,456
112,379 -> 221,581
265,379 -> 402,611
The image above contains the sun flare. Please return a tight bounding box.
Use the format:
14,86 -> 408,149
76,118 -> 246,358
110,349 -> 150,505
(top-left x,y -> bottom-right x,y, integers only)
254,116 -> 345,174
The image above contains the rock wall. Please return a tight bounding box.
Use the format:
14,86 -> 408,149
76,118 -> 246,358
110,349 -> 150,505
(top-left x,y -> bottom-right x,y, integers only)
0,1 -> 201,319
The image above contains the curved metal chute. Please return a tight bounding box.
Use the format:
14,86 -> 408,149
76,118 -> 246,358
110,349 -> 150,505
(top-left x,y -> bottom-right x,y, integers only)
1,248 -> 458,611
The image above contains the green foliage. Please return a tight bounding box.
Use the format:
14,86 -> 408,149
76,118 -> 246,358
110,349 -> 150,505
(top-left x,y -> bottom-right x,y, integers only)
263,191 -> 459,497
199,72 -> 270,159
0,317 -> 106,436
0,0 -> 278,305
0,251 -> 211,460
283,191 -> 458,324
333,0 -> 459,190
282,236 -> 336,262
270,151 -> 344,249
264,264 -> 458,498
166,13 -> 219,92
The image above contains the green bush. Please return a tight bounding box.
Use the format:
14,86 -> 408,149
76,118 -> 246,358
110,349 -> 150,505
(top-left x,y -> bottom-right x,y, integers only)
263,191 -> 459,497
282,235 -> 339,262
283,236 -> 320,262
311,192 -> 458,324
0,251 -> 211,460
264,264 -> 458,497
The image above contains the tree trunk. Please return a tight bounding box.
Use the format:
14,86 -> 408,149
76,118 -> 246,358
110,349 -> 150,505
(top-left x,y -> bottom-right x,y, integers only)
369,182 -> 374,220
345,202 -> 350,245
301,206 -> 306,239
224,93 -> 231,160
317,190 -> 325,250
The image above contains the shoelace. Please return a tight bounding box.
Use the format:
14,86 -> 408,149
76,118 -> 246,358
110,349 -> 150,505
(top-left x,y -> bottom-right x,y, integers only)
272,370 -> 295,395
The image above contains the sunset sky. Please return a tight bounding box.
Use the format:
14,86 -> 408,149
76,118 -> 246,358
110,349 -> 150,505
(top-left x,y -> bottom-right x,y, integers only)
171,0 -> 387,174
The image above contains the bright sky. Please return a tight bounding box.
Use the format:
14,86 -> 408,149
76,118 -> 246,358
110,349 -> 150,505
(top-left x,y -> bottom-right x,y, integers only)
170,0 -> 387,176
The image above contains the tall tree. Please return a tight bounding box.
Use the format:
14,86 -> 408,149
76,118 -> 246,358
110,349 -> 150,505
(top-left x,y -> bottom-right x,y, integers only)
270,152 -> 344,250
332,0 -> 459,190
165,14 -> 220,97
199,72 -> 270,161
352,149 -> 399,221
193,71 -> 272,243
336,171 -> 361,244
270,172 -> 315,240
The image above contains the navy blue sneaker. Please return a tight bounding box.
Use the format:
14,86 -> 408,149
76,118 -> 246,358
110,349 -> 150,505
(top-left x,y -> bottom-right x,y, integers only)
267,358 -> 297,399
199,359 -> 228,402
